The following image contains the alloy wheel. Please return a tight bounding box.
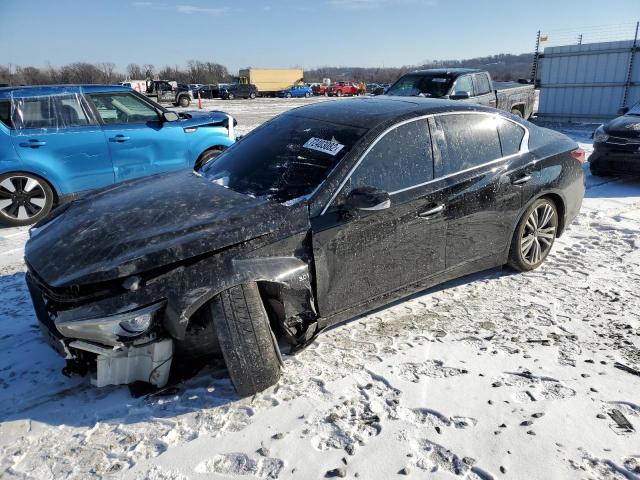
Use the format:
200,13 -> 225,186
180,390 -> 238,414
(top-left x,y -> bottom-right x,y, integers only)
0,175 -> 48,221
520,201 -> 557,266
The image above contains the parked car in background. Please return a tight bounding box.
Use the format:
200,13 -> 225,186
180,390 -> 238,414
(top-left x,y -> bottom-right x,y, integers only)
366,83 -> 381,94
0,85 -> 236,226
278,85 -> 313,98
312,84 -> 329,96
193,84 -> 221,100
24,97 -> 585,396
144,80 -> 193,108
590,100 -> 640,176
384,68 -> 535,119
327,81 -> 360,97
221,83 -> 258,100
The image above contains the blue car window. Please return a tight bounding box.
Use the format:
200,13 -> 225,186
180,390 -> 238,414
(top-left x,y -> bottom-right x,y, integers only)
0,100 -> 11,128
89,93 -> 160,124
12,96 -> 58,130
55,95 -> 91,128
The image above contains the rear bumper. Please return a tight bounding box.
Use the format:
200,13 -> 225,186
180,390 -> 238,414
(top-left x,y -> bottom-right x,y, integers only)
590,143 -> 640,175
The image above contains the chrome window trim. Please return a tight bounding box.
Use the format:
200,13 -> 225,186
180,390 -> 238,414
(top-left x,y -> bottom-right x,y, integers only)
320,111 -> 529,215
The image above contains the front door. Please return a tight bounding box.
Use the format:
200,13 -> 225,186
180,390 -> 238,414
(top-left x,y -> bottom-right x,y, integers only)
311,118 -> 447,318
10,93 -> 114,193
87,92 -> 189,182
431,113 -> 527,268
472,73 -> 497,108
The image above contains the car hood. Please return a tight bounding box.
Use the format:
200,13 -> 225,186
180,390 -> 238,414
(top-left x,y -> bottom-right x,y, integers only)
25,171 -> 308,288
179,110 -> 231,127
605,115 -> 640,138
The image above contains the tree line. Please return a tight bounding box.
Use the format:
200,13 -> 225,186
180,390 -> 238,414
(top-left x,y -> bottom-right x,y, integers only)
1,53 -> 534,87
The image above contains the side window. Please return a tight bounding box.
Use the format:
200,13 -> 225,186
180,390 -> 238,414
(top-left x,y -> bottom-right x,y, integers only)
434,114 -> 502,176
452,75 -> 474,95
89,93 -> 159,124
12,96 -> 58,130
55,95 -> 91,128
497,118 -> 525,156
0,100 -> 12,128
474,74 -> 491,95
348,119 -> 433,194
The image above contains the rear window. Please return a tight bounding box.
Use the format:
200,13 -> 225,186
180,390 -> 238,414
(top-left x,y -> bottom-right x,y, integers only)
10,94 -> 92,130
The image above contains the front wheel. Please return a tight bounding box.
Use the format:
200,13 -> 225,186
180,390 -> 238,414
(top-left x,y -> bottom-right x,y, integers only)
195,147 -> 224,171
0,173 -> 55,227
286,92 -> 292,98
249,92 -> 256,99
304,92 -> 310,98
508,198 -> 558,271
209,283 -> 281,397
227,93 -> 235,100
336,90 -> 343,97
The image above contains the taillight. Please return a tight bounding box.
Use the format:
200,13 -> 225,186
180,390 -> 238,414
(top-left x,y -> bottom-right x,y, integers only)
570,148 -> 586,164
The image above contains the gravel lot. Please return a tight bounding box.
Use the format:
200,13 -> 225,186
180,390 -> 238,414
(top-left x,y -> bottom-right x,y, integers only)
0,97 -> 638,480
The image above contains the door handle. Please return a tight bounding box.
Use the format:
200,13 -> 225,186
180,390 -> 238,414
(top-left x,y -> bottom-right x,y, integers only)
19,139 -> 47,148
109,135 -> 130,142
418,204 -> 445,218
512,175 -> 532,185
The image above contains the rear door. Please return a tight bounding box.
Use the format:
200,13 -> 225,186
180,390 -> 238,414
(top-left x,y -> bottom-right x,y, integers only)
311,118 -> 447,318
431,113 -> 529,268
472,73 -> 497,108
87,91 -> 190,182
10,92 -> 114,194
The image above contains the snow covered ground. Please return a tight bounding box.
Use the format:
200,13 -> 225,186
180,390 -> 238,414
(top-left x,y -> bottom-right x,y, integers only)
0,99 -> 639,480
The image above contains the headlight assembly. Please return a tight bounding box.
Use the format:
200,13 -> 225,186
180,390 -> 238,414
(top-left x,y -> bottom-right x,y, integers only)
593,125 -> 609,143
56,301 -> 166,346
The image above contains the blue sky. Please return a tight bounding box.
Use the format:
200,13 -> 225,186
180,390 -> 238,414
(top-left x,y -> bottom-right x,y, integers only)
1,0 -> 638,72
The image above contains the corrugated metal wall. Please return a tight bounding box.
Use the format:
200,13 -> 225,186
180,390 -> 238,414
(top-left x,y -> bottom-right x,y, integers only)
537,40 -> 639,122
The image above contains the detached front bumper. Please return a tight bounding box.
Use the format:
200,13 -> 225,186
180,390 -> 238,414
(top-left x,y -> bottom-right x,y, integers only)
26,273 -> 173,388
590,141 -> 640,175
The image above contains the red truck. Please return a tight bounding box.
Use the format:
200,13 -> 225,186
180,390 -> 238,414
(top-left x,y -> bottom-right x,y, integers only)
327,81 -> 360,97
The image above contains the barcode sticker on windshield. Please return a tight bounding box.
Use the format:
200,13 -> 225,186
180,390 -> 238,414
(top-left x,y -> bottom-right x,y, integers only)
303,137 -> 344,156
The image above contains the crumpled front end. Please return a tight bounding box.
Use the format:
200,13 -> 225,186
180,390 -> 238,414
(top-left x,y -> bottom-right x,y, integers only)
26,271 -> 174,388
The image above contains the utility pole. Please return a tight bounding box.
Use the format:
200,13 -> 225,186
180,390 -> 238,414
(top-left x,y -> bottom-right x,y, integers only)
577,34 -> 583,45
621,21 -> 639,108
531,30 -> 541,85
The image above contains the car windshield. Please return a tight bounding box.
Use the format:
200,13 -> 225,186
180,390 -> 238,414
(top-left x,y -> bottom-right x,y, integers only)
201,114 -> 367,203
628,101 -> 640,116
386,74 -> 454,98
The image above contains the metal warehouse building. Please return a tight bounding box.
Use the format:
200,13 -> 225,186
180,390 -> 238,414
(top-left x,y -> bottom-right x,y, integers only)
536,35 -> 639,123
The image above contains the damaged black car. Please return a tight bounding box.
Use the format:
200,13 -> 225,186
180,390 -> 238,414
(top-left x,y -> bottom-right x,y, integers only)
25,97 -> 585,396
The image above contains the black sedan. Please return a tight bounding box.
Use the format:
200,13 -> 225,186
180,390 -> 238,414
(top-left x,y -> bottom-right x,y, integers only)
590,101 -> 640,176
24,98 -> 585,397
193,84 -> 220,99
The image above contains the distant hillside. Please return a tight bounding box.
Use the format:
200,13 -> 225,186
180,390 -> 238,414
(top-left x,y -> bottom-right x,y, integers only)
305,53 -> 535,84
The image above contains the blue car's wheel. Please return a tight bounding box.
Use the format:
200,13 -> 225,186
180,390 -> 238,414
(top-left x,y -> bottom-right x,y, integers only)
286,92 -> 292,98
0,173 -> 54,227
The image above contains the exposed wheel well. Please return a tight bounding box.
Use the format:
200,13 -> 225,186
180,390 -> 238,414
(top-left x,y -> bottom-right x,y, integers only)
511,104 -> 525,117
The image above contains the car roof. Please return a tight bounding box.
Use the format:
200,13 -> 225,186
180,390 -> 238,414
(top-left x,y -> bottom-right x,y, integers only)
408,68 -> 481,76
285,96 -> 498,129
0,84 -> 132,99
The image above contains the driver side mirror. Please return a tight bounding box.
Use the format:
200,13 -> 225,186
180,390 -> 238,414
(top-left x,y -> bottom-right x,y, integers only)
617,106 -> 630,116
162,111 -> 180,122
345,186 -> 391,212
450,91 -> 471,100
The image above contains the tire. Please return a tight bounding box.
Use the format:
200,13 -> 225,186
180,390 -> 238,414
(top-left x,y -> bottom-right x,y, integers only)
249,92 -> 256,99
209,283 -> 281,396
508,197 -> 558,272
195,147 -> 224,171
178,96 -> 190,108
0,173 -> 55,227
511,108 -> 523,118
336,90 -> 343,97
286,92 -> 292,99
304,92 -> 310,98
227,93 -> 235,100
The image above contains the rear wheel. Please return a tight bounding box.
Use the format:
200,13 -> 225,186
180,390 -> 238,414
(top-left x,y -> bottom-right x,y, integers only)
508,198 -> 558,271
286,92 -> 292,98
511,108 -> 523,118
249,92 -> 256,99
209,283 -> 281,397
336,90 -> 343,97
178,96 -> 190,108
304,92 -> 310,98
0,173 -> 54,227
227,93 -> 235,100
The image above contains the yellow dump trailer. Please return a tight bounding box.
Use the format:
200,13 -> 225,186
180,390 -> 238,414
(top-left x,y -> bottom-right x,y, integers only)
238,68 -> 304,96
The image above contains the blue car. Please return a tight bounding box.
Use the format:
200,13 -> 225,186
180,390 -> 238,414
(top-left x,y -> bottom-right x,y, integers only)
0,85 -> 236,226
278,85 -> 313,98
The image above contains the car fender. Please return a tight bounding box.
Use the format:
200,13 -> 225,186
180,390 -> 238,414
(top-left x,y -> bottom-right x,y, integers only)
187,127 -> 235,163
